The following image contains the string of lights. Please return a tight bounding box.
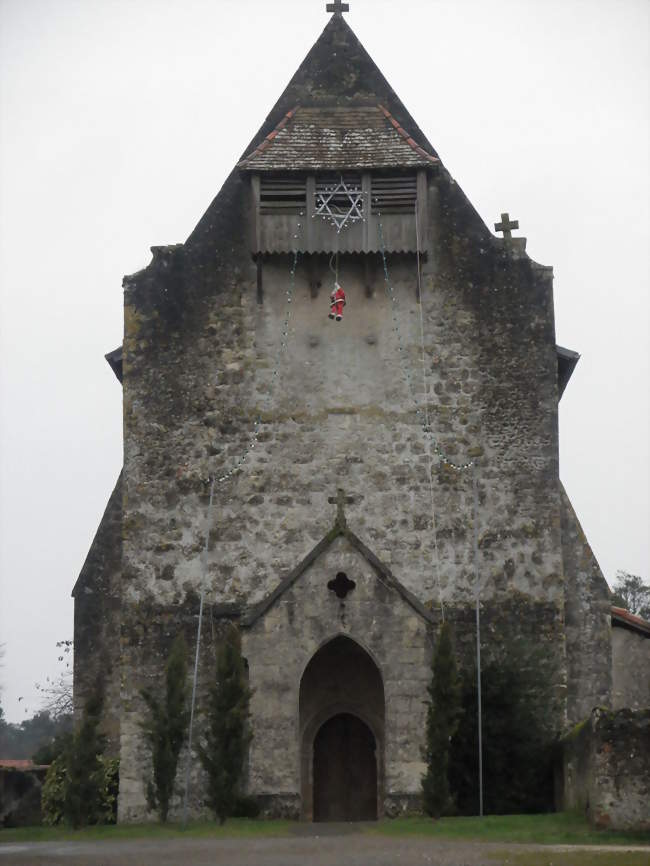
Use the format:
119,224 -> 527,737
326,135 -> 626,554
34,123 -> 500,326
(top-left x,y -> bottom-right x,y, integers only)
376,213 -> 475,473
312,178 -> 367,232
184,211 -> 306,827
211,216 -> 304,485
414,200 -> 445,622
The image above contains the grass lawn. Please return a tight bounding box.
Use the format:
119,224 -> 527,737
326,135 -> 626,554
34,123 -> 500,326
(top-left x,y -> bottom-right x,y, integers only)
489,852 -> 650,866
371,812 -> 650,846
1,812 -> 649,848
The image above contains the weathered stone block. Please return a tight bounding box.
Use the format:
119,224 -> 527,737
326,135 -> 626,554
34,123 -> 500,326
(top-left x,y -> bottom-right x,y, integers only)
559,708 -> 650,831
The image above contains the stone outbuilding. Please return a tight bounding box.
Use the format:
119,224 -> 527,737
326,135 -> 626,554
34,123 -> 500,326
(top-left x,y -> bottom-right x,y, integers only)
611,607 -> 650,711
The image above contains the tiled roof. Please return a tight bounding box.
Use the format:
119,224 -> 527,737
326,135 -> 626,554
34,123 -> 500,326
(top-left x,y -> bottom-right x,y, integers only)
0,759 -> 49,770
611,606 -> 650,636
238,105 -> 439,171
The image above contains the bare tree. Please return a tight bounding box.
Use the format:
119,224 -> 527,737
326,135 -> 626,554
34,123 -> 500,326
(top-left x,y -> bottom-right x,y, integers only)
611,572 -> 650,620
35,641 -> 73,719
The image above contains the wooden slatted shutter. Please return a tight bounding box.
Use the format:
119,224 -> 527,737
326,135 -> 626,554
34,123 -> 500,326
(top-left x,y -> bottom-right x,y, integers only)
259,177 -> 307,215
371,175 -> 417,214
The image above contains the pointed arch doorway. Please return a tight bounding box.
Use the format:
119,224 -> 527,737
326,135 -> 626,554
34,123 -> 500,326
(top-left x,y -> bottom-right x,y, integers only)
313,712 -> 377,821
299,635 -> 385,821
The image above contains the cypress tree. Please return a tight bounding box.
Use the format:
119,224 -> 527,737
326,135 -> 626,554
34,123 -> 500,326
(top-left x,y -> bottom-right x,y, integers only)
449,633 -> 559,815
141,633 -> 190,822
63,692 -> 105,828
422,621 -> 461,818
199,625 -> 252,824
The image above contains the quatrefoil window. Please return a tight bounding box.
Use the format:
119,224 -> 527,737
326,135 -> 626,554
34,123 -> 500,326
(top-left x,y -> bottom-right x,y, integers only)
327,571 -> 356,599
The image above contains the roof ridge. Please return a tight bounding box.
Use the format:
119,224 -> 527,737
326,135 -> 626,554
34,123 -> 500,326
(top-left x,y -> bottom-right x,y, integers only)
187,13 -> 443,245
377,103 -> 439,165
238,105 -> 300,167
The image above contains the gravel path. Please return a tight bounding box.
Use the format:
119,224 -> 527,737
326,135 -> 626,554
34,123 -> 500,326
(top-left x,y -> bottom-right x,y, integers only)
0,835 -> 648,866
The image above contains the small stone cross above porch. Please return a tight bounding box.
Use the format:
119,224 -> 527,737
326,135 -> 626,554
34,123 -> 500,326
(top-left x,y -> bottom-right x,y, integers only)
328,488 -> 355,528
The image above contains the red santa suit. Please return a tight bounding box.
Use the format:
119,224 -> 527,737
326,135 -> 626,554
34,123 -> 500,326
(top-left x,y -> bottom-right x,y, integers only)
329,283 -> 346,321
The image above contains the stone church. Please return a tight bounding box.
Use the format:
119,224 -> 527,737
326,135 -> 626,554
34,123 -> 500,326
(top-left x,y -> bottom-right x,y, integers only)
72,4 -> 649,824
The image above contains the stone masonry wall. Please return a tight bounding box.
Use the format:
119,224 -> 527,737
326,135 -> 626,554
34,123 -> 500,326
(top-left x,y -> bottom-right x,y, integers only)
115,162 -> 570,818
560,485 -> 612,724
120,170 -> 563,609
72,473 -> 122,755
560,708 -> 650,830
612,626 -> 650,710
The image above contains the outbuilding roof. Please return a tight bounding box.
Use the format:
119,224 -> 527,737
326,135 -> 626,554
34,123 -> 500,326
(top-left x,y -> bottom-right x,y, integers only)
238,104 -> 439,171
0,759 -> 49,770
611,606 -> 650,637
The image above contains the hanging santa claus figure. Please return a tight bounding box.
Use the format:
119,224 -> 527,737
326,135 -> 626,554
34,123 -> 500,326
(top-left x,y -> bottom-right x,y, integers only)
328,282 -> 346,322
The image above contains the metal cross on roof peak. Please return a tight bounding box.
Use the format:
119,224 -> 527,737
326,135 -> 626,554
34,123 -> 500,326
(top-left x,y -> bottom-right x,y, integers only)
494,212 -> 519,240
328,488 -> 354,527
326,0 -> 350,17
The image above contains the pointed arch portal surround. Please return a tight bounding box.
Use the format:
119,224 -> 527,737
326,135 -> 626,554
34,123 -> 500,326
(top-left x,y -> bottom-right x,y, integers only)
299,635 -> 385,821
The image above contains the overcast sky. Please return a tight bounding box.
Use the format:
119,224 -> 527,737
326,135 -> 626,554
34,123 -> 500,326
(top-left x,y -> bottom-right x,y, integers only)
0,0 -> 648,723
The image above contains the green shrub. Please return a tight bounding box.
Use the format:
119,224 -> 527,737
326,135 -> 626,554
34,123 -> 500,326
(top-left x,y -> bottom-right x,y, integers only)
421,621 -> 462,817
449,633 -> 559,815
232,794 -> 260,818
33,730 -> 72,766
42,755 -> 67,826
141,633 -> 190,822
63,693 -> 105,828
42,752 -> 119,826
96,756 -> 119,824
198,625 -> 252,824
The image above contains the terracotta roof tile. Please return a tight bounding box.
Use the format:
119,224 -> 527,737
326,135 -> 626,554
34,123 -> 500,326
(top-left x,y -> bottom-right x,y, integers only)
239,104 -> 439,171
245,106 -> 300,161
0,759 -> 49,770
611,606 -> 650,636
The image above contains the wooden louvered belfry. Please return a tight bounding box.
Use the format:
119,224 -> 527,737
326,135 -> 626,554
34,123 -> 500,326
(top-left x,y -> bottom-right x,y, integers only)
239,105 -> 437,255
250,170 -> 428,254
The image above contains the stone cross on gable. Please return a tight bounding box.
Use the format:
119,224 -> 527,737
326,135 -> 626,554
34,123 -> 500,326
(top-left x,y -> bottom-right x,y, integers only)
328,488 -> 355,527
326,0 -> 350,17
494,212 -> 519,240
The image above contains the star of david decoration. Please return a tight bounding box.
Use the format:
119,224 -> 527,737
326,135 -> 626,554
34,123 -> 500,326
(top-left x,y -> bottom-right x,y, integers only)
313,176 -> 365,233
